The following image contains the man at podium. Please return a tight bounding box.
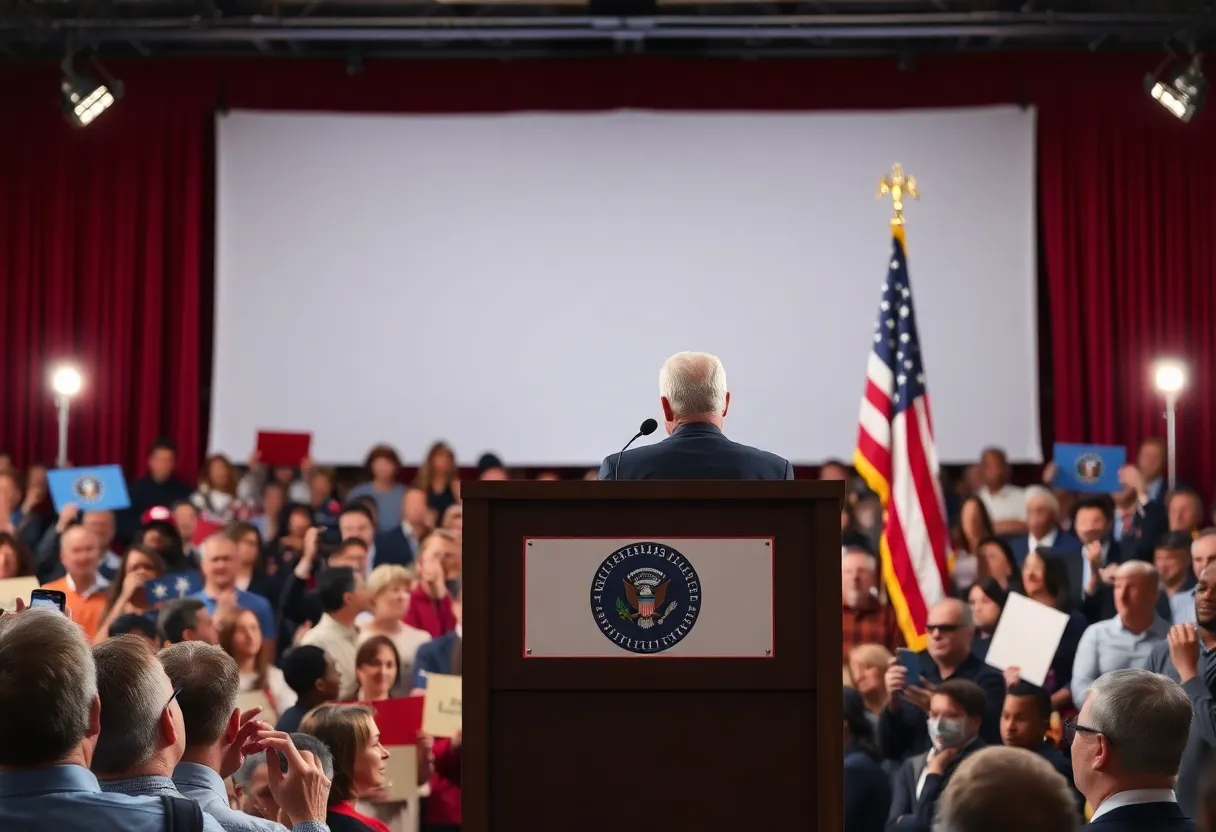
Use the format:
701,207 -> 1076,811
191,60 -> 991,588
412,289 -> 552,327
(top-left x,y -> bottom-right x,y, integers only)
599,351 -> 795,481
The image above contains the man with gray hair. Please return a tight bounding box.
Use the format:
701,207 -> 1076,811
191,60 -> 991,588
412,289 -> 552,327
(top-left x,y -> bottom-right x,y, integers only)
1069,668 -> 1196,830
160,640 -> 332,832
0,609 -> 286,832
934,745 -> 1080,831
92,635 -> 226,831
1009,484 -> 1082,566
189,532 -> 276,649
598,350 -> 794,480
237,738 -> 334,827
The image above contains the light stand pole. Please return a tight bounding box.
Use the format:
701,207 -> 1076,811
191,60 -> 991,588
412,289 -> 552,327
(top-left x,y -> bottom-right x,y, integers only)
1153,359 -> 1186,494
50,365 -> 83,468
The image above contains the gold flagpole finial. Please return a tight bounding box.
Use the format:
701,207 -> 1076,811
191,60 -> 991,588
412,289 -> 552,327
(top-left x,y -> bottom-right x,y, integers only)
877,163 -> 919,227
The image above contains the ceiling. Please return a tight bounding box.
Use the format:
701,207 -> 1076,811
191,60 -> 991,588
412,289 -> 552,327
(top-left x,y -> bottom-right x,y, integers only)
3,0 -> 1215,60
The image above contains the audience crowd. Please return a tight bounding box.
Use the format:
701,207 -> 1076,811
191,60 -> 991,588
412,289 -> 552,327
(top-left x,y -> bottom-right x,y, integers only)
2,434 -> 1215,830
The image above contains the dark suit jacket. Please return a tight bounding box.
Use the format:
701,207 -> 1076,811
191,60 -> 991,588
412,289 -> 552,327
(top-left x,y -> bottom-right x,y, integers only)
844,745 -> 891,832
373,526 -> 417,568
1008,527 -> 1082,566
412,630 -> 461,689
597,422 -> 794,481
1087,801 -> 1196,831
887,739 -> 987,829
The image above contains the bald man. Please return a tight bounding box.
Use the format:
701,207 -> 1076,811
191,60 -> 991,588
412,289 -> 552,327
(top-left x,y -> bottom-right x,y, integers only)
40,525 -> 109,638
1071,560 -> 1170,707
599,351 -> 794,480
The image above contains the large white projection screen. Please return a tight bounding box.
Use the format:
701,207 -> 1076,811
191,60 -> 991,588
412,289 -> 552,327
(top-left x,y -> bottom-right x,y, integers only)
213,106 -> 1038,466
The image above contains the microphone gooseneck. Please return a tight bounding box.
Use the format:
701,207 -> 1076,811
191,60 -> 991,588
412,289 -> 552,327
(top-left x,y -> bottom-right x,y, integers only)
612,419 -> 659,480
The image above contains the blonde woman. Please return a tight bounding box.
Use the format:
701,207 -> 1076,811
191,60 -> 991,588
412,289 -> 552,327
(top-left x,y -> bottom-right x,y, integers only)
359,564 -> 432,696
847,643 -> 894,722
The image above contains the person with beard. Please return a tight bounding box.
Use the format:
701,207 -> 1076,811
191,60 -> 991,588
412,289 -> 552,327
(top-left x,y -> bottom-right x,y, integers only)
1144,560 -> 1216,817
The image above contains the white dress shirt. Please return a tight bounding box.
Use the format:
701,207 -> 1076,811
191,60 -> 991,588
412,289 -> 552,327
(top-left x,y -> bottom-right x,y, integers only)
979,485 -> 1028,523
1090,788 -> 1177,821
1028,527 -> 1059,553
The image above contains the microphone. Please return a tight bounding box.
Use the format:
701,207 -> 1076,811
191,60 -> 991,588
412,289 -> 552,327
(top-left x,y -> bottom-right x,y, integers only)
612,418 -> 659,480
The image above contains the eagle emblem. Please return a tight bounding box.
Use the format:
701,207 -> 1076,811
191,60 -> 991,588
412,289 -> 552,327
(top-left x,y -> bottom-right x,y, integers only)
73,475 -> 103,503
615,567 -> 679,630
1076,453 -> 1103,484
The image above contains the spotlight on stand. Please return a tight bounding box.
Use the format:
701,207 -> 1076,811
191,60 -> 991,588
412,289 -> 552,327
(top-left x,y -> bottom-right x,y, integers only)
1147,55 -> 1207,122
60,54 -> 122,128
50,363 -> 84,469
1152,358 -> 1187,493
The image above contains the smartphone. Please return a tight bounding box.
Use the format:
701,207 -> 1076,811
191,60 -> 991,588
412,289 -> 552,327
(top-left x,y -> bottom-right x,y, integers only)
895,647 -> 921,687
29,589 -> 67,613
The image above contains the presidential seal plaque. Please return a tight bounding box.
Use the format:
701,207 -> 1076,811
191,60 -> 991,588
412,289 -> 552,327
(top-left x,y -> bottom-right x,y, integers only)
589,541 -> 701,655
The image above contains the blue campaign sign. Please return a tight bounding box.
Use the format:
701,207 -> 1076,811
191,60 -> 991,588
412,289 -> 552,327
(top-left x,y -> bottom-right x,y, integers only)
1052,443 -> 1126,493
144,571 -> 203,604
47,465 -> 131,513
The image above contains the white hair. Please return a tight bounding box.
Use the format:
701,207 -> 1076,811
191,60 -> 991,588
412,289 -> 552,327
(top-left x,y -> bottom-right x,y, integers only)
1088,668 -> 1192,776
1024,485 -> 1060,516
658,352 -> 727,418
200,532 -> 231,561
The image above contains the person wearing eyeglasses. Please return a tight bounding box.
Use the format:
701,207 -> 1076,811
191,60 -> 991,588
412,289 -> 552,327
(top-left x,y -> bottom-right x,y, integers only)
880,598 -> 1006,763
91,635 -> 226,831
1067,668 -> 1196,831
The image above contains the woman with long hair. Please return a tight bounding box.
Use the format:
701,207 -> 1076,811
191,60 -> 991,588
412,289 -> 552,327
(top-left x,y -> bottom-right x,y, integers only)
191,453 -> 253,524
0,531 -> 34,580
217,607 -> 296,720
1016,549 -> 1087,719
354,636 -> 401,703
404,534 -> 457,638
94,545 -> 167,642
950,496 -> 997,588
967,577 -> 1008,661
412,442 -> 459,524
976,537 -> 1022,592
847,644 -> 895,720
359,564 -> 431,696
348,445 -> 406,534
299,704 -> 394,832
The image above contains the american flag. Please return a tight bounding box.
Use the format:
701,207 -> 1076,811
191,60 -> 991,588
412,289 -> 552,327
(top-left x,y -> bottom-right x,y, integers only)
853,227 -> 951,650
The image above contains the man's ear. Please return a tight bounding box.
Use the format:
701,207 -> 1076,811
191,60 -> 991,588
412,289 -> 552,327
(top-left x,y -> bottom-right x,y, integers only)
1093,734 -> 1113,771
223,707 -> 241,745
721,391 -> 731,418
160,705 -> 179,748
86,693 -> 102,740
660,397 -> 675,423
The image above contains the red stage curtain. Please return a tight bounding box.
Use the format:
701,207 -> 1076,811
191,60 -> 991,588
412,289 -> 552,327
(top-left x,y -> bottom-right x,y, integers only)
0,78 -> 209,476
2,54 -> 1214,493
1040,82 -> 1216,491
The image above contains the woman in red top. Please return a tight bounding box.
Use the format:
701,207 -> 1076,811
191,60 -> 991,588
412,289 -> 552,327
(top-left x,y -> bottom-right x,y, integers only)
299,704 -> 392,832
404,533 -> 457,638
420,732 -> 462,832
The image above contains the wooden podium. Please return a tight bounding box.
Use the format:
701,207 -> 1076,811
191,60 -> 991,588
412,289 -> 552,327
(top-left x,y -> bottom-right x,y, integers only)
461,480 -> 844,831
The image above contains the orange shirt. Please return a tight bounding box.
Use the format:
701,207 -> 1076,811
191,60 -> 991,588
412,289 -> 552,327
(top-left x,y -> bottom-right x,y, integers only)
41,575 -> 110,639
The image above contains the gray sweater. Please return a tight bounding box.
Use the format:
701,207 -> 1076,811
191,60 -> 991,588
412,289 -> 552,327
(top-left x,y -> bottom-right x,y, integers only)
1145,638 -> 1216,818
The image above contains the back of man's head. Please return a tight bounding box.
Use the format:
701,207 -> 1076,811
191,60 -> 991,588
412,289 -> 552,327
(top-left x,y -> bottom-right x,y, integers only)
281,645 -> 329,698
658,351 -> 727,418
92,635 -> 169,776
0,609 -> 97,768
1087,668 -> 1192,778
158,641 -> 239,750
159,598 -> 206,644
317,566 -> 356,614
934,746 -> 1079,832
290,732 -> 335,779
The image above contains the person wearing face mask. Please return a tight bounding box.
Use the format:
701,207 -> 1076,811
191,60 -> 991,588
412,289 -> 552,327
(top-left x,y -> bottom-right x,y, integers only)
880,599 -> 1005,763
887,679 -> 988,830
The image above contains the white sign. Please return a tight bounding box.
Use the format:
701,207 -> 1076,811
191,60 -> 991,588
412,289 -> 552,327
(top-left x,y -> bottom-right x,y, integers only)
524,537 -> 774,658
984,592 -> 1070,687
